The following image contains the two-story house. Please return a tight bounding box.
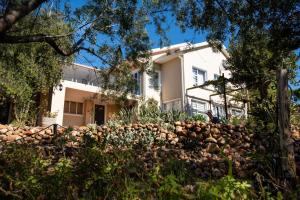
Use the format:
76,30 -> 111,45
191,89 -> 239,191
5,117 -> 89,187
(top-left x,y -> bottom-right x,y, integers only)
50,42 -> 247,126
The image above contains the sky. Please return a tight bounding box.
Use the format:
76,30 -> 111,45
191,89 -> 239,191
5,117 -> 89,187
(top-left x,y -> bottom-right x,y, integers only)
70,0 -> 299,88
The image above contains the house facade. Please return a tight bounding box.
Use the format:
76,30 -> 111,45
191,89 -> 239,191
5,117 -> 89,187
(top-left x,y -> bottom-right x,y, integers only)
50,42 -> 247,127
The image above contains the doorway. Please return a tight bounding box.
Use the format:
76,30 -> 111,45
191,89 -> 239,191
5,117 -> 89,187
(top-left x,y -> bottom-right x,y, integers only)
0,102 -> 10,124
94,105 -> 105,125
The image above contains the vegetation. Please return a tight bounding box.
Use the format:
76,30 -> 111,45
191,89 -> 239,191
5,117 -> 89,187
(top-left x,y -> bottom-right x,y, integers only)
0,11 -> 73,126
0,134 -> 284,200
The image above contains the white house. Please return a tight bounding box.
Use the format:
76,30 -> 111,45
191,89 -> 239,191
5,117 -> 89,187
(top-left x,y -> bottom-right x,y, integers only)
49,42 -> 247,126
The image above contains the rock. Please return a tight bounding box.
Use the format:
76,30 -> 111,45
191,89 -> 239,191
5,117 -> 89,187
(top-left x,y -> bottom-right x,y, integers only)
175,126 -> 183,133
24,130 -> 34,136
206,143 -> 220,154
190,132 -> 197,139
5,135 -> 21,142
292,130 -> 300,140
186,123 -> 193,129
195,127 -> 202,133
0,128 -> 8,134
212,168 -> 222,177
211,127 -> 220,134
0,124 -> 7,129
160,132 -> 167,140
160,128 -> 167,133
174,121 -> 181,126
205,136 -> 217,143
217,137 -> 226,145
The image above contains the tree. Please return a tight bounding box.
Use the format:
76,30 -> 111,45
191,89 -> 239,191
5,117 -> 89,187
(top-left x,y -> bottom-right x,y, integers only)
0,11 -> 72,125
151,0 -> 299,188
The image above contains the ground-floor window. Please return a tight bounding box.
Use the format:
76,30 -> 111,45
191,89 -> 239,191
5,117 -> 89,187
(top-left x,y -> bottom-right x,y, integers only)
212,104 -> 225,118
163,99 -> 182,111
231,108 -> 243,117
191,99 -> 206,115
64,101 -> 83,115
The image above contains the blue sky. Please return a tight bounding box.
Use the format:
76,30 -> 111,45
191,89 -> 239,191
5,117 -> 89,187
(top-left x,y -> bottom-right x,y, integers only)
70,0 -> 299,88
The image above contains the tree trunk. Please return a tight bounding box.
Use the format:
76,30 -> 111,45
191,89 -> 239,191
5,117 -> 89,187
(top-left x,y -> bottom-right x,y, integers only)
277,68 -> 296,185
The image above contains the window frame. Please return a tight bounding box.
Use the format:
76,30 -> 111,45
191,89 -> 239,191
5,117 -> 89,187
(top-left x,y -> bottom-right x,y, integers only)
191,99 -> 207,115
64,101 -> 84,115
149,71 -> 160,90
133,71 -> 142,95
192,67 -> 207,86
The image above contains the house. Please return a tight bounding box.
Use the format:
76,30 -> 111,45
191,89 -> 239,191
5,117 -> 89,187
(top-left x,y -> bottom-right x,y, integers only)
50,41 -> 247,126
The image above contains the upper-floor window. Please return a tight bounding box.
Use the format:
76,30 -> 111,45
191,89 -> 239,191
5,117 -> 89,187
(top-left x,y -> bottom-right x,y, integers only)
149,71 -> 159,90
192,67 -> 206,86
64,101 -> 83,115
133,71 -> 142,95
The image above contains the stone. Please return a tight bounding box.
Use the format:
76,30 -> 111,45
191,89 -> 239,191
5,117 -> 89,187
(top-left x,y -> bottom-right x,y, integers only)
206,143 -> 220,154
160,132 -> 167,140
190,132 -> 197,139
205,136 -> 217,143
6,135 -> 21,142
0,128 -> 8,134
175,126 -> 183,133
217,137 -> 226,145
195,127 -> 202,133
0,124 -> 7,129
211,127 -> 220,134
24,130 -> 34,136
292,130 -> 300,140
186,123 -> 193,129
174,121 -> 181,126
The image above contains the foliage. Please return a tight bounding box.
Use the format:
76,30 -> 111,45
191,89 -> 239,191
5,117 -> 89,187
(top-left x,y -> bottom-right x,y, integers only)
0,12 -> 73,125
190,114 -> 207,122
2,133 -> 297,199
196,175 -> 252,200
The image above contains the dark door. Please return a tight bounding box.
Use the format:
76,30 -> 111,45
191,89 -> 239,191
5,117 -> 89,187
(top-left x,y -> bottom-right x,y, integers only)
0,102 -> 10,124
95,105 -> 105,125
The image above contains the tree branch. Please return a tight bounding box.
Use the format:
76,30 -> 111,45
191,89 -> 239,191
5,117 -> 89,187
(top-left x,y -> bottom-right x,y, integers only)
0,0 -> 48,33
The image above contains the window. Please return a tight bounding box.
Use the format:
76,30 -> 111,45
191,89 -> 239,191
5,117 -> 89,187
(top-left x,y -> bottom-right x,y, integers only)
192,67 -> 206,86
133,71 -> 142,95
213,104 -> 225,118
149,71 -> 159,90
64,101 -> 83,115
81,79 -> 88,84
191,100 -> 206,115
214,74 -> 220,80
231,108 -> 243,117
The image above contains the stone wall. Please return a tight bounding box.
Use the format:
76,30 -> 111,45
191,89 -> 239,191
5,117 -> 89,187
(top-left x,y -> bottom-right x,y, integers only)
0,122 -> 299,178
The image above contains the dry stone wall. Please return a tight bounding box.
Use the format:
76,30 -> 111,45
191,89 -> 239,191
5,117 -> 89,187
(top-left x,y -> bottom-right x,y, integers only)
0,122 -> 299,178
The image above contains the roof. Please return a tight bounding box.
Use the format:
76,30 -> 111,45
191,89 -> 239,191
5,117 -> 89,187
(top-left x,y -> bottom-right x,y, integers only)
68,41 -> 229,69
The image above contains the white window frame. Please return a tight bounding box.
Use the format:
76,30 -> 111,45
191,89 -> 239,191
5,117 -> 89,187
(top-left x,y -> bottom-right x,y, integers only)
191,99 -> 207,115
192,67 -> 207,86
231,108 -> 243,117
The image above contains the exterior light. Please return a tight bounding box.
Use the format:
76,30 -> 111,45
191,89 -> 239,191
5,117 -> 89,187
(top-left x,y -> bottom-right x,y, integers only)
59,83 -> 63,91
